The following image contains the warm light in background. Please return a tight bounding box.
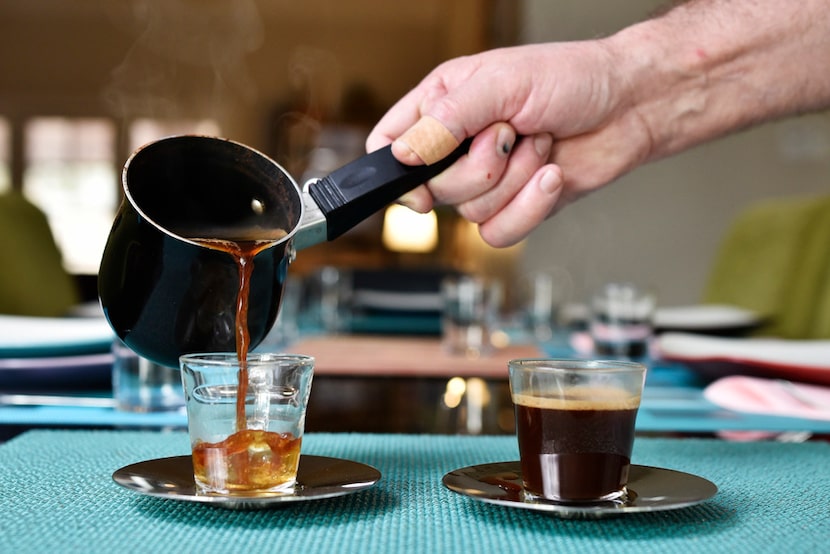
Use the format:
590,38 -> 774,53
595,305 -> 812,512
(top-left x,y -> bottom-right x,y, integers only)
0,118 -> 9,193
382,204 -> 438,253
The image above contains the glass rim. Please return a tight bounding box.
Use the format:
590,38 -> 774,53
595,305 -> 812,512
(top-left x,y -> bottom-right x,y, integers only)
179,352 -> 314,367
507,358 -> 646,374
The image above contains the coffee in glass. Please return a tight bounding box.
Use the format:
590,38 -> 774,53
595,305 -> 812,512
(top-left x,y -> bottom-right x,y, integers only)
508,359 -> 645,503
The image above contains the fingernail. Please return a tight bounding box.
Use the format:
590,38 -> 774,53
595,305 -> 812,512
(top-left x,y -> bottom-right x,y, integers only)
539,167 -> 561,195
497,126 -> 515,157
392,139 -> 422,165
534,133 -> 553,157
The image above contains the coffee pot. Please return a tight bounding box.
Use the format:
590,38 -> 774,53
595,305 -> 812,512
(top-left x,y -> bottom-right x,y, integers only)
99,134 -> 470,367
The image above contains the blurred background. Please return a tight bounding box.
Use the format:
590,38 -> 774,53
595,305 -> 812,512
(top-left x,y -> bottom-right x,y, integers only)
1,0 -> 828,310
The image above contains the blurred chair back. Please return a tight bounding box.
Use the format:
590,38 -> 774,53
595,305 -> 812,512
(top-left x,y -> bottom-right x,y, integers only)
702,195 -> 830,339
0,191 -> 79,316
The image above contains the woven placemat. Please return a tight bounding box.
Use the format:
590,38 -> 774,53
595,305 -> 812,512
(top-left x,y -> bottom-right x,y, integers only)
0,430 -> 827,553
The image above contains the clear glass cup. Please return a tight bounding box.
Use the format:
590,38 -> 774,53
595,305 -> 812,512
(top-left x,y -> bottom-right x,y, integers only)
112,340 -> 185,413
508,358 -> 646,503
441,275 -> 501,358
180,353 -> 314,495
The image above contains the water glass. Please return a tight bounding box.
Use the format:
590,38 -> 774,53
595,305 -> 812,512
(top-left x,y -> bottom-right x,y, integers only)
590,283 -> 656,359
112,340 -> 184,413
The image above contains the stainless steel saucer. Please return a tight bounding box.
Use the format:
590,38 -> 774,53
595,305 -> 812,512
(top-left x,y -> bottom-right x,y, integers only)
113,454 -> 381,510
442,461 -> 717,519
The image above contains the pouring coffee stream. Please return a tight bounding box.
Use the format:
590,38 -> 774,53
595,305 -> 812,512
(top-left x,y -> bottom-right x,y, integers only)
191,237 -> 281,431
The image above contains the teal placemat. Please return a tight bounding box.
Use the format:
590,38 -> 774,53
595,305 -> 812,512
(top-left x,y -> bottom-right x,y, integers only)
0,430 -> 827,553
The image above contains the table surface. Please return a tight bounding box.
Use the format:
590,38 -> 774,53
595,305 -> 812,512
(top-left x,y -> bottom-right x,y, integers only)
3,332 -> 830,436
2,354 -> 830,435
0,430 -> 827,554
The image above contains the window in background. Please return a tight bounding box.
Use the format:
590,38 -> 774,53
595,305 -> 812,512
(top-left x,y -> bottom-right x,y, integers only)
21,117 -> 221,276
0,118 -> 10,193
23,117 -> 117,275
128,118 -> 221,153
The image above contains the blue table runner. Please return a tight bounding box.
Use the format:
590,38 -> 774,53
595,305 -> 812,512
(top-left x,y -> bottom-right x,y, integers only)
0,430 -> 827,553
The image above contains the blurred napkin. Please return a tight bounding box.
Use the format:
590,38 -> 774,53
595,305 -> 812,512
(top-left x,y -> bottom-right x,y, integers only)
704,375 -> 830,421
656,332 -> 830,386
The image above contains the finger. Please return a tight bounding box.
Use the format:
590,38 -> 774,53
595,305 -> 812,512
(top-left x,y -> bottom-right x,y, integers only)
394,116 -> 460,165
477,164 -> 564,248
396,122 -> 516,212
395,184 -> 434,213
426,122 -> 517,205
455,133 -> 553,224
366,86 -> 429,152
375,58 -> 526,163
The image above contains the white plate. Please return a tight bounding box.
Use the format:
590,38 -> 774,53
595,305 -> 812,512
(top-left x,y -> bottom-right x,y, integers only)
113,454 -> 382,510
0,315 -> 115,357
654,305 -> 763,335
658,332 -> 830,385
443,462 -> 717,519
562,304 -> 763,336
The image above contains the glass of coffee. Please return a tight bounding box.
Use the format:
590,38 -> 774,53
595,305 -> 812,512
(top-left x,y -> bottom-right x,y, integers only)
180,353 -> 314,495
508,358 -> 646,503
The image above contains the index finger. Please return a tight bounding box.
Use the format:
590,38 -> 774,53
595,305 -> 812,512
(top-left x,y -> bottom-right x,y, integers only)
366,86 -> 433,153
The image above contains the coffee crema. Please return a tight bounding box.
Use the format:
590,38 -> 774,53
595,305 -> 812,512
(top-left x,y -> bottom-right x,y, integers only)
512,387 -> 641,411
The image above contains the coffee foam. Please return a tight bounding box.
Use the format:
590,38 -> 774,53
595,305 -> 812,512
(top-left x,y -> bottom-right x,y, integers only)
512,387 -> 641,411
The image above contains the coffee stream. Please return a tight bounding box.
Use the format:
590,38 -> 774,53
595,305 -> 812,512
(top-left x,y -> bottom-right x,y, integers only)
193,233 -> 286,431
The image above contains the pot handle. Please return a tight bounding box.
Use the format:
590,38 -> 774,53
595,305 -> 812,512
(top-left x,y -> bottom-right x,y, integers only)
306,137 -> 473,241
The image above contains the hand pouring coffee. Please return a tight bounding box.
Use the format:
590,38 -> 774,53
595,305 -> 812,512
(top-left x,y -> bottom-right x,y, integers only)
99,134 -> 471,367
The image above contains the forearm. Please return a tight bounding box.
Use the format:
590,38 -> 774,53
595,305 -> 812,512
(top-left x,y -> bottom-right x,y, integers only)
607,0 -> 830,161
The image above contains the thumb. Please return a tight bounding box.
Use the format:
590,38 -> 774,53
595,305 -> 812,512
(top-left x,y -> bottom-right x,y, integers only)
392,115 -> 462,166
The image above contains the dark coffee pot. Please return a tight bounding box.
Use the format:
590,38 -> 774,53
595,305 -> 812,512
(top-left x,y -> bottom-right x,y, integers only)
98,135 -> 469,367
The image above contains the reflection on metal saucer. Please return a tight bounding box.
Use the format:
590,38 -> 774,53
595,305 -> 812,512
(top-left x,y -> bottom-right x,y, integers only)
442,461 -> 717,519
113,454 -> 381,510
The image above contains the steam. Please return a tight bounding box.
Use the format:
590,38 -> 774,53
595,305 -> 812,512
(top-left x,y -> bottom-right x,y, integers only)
103,0 -> 264,118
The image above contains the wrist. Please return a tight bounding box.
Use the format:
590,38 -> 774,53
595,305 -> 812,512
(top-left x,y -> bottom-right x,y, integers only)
605,0 -> 830,161
604,16 -> 737,161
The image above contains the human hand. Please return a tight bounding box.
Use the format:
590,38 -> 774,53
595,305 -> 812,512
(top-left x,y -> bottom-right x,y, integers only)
367,42 -> 653,247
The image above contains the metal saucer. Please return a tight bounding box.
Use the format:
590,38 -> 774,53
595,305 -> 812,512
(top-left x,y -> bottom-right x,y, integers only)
113,454 -> 381,510
442,462 -> 717,519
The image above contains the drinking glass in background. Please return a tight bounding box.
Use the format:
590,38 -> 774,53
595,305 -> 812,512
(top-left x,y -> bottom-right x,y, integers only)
310,266 -> 353,334
112,339 -> 185,413
518,269 -> 572,354
508,358 -> 646,503
257,276 -> 303,351
589,282 -> 657,360
441,275 -> 501,358
180,353 -> 314,495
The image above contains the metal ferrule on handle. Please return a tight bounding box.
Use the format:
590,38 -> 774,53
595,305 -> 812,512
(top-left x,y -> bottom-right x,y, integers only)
292,186 -> 328,251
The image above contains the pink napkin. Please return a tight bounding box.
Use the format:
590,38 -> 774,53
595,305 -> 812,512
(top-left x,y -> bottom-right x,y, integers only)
704,375 -> 830,421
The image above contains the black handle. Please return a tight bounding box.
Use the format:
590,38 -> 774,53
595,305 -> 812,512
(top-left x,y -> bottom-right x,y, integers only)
308,137 -> 473,241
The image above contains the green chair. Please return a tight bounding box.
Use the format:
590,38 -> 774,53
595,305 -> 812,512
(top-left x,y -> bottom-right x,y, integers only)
702,194 -> 830,339
0,190 -> 79,316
